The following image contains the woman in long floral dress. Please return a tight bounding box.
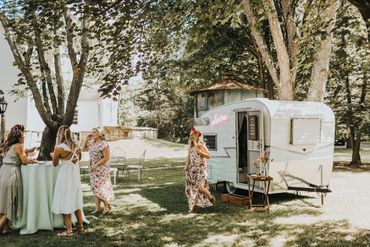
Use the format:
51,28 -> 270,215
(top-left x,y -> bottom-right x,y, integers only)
184,128 -> 215,213
82,128 -> 114,215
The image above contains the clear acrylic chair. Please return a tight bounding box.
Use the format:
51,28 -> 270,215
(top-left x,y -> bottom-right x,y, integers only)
125,149 -> 146,182
110,148 -> 127,185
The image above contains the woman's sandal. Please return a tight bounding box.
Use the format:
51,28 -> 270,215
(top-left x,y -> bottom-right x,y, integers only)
103,205 -> 111,215
57,230 -> 74,236
77,225 -> 85,233
1,224 -> 12,234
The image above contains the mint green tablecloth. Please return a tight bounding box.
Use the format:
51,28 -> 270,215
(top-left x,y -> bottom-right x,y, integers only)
12,162 -> 87,235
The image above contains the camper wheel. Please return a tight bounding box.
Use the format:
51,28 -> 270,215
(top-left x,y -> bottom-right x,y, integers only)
225,182 -> 236,194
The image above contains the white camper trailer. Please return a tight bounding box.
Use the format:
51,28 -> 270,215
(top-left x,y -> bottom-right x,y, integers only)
195,98 -> 335,197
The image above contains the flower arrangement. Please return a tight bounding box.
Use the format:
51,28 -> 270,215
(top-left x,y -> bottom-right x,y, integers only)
255,149 -> 274,176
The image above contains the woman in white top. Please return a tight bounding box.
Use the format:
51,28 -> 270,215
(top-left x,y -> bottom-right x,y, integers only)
52,125 -> 84,235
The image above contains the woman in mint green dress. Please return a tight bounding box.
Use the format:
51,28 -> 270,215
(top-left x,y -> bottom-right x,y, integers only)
0,124 -> 36,234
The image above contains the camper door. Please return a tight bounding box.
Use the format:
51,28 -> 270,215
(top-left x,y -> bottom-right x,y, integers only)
236,110 -> 264,183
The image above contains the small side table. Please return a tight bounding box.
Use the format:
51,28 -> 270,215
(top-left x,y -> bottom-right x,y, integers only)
247,174 -> 273,212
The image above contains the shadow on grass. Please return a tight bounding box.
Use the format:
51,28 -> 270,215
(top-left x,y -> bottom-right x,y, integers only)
0,224 -> 125,247
2,165 -> 368,247
285,223 -> 370,247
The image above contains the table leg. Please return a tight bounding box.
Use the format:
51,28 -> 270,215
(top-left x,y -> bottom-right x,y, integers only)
250,180 -> 256,211
262,180 -> 271,212
247,177 -> 252,209
266,180 -> 271,212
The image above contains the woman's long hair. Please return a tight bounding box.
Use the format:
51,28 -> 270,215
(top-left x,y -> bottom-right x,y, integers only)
55,125 -> 77,152
188,128 -> 201,149
2,126 -> 24,153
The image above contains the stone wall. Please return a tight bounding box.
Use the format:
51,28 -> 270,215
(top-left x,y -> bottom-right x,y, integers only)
80,126 -> 157,141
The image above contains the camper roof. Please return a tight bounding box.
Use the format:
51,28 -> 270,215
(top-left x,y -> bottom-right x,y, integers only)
233,98 -> 334,122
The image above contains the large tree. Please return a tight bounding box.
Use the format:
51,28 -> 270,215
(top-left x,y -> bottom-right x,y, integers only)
123,0 -> 342,102
242,0 -> 340,101
0,0 -> 140,159
108,0 -> 344,142
327,2 -> 369,166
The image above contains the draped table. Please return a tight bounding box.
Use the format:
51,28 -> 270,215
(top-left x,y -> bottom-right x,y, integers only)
12,162 -> 87,235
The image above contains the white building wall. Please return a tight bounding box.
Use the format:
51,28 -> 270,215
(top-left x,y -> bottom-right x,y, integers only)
0,26 -> 28,130
26,93 -> 45,132
100,98 -> 118,127
1,26 -> 118,138
70,101 -> 100,132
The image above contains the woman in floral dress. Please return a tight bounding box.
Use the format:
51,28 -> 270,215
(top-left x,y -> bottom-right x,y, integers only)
82,128 -> 114,215
184,128 -> 215,213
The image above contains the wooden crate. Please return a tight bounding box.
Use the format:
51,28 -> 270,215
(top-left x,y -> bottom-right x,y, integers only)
221,193 -> 250,205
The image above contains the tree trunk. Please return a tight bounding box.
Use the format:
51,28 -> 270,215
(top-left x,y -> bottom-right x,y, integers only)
350,137 -> 362,166
307,0 -> 339,102
263,0 -> 293,101
242,0 -> 280,93
37,126 -> 59,160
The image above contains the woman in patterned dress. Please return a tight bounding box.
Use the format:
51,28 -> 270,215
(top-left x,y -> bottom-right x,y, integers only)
82,128 -> 114,215
184,128 -> 215,213
0,124 -> 37,234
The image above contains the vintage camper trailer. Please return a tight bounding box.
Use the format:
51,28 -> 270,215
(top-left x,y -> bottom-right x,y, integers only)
194,98 -> 335,197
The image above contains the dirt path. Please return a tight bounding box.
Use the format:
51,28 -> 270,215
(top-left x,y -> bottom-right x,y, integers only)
274,170 -> 370,231
109,139 -> 187,160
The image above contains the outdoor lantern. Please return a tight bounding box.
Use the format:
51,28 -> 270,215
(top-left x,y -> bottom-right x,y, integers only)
0,90 -> 7,145
0,90 -> 7,114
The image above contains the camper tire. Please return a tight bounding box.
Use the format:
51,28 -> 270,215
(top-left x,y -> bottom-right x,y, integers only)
225,182 -> 236,194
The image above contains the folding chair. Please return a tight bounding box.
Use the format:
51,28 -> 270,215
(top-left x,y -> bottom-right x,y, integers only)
125,149 -> 146,182
110,148 -> 127,185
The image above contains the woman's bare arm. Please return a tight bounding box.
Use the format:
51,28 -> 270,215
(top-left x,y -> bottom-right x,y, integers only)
99,147 -> 110,165
198,143 -> 211,159
52,148 -> 62,167
14,144 -> 36,165
91,146 -> 110,171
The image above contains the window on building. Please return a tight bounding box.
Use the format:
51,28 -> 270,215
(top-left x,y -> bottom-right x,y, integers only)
73,107 -> 78,125
203,135 -> 217,151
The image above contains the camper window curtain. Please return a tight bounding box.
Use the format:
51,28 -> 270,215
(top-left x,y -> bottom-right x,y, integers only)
238,112 -> 247,133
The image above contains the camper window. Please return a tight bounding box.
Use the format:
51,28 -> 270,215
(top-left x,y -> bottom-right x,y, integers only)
197,93 -> 208,116
208,91 -> 224,109
203,135 -> 217,151
290,118 -> 321,145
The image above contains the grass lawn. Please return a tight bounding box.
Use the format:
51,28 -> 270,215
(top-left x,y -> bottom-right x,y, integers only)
1,158 -> 370,247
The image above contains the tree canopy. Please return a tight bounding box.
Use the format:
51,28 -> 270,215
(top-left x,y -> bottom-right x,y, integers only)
0,0 -> 142,158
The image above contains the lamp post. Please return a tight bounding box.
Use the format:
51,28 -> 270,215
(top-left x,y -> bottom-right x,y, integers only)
0,90 -> 8,144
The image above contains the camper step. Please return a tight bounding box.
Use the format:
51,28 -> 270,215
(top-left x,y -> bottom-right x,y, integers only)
221,193 -> 250,206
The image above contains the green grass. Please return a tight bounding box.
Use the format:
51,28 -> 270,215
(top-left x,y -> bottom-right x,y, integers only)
1,160 -> 370,247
